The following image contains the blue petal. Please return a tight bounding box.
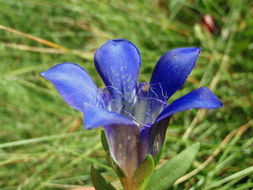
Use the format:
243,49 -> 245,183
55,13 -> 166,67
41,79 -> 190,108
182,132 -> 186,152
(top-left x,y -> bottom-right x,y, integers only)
155,87 -> 222,124
94,39 -> 141,102
149,47 -> 201,101
41,63 -> 104,112
83,103 -> 137,129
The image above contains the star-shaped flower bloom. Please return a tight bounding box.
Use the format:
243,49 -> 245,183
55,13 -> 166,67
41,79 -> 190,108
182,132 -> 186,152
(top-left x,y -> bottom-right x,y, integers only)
41,39 -> 222,178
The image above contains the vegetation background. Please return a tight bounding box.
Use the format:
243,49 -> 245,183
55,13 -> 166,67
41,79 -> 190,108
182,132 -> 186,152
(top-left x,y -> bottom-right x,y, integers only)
0,0 -> 252,189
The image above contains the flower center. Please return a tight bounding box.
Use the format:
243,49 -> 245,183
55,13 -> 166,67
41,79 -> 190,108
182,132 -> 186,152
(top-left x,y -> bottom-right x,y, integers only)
123,96 -> 166,126
103,88 -> 167,127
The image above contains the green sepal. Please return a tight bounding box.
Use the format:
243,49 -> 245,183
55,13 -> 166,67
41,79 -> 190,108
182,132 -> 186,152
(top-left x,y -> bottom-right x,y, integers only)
101,130 -> 109,153
105,152 -> 125,178
100,130 -> 125,178
132,154 -> 155,190
90,164 -> 116,190
147,143 -> 200,190
154,140 -> 165,166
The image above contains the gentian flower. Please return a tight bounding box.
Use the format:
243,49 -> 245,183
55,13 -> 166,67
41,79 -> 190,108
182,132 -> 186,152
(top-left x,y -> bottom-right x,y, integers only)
41,39 -> 222,180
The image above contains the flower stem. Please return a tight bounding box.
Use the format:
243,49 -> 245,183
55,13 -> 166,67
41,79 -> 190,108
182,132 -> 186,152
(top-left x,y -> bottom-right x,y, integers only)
121,177 -> 137,190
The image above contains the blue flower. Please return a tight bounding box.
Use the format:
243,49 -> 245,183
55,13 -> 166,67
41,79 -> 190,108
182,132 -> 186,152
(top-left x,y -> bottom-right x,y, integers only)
41,39 -> 222,178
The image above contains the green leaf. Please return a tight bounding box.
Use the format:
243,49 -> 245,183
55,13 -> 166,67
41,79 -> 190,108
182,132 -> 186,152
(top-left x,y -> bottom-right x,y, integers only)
147,143 -> 200,190
132,155 -> 155,190
90,164 -> 116,190
101,130 -> 109,152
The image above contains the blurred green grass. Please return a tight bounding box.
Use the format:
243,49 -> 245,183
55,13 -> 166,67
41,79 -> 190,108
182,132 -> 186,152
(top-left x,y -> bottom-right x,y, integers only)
0,0 -> 252,189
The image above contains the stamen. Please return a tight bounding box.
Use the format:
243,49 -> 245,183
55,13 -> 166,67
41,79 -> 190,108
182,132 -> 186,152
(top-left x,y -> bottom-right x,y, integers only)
143,83 -> 149,92
133,120 -> 141,127
148,85 -> 159,99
